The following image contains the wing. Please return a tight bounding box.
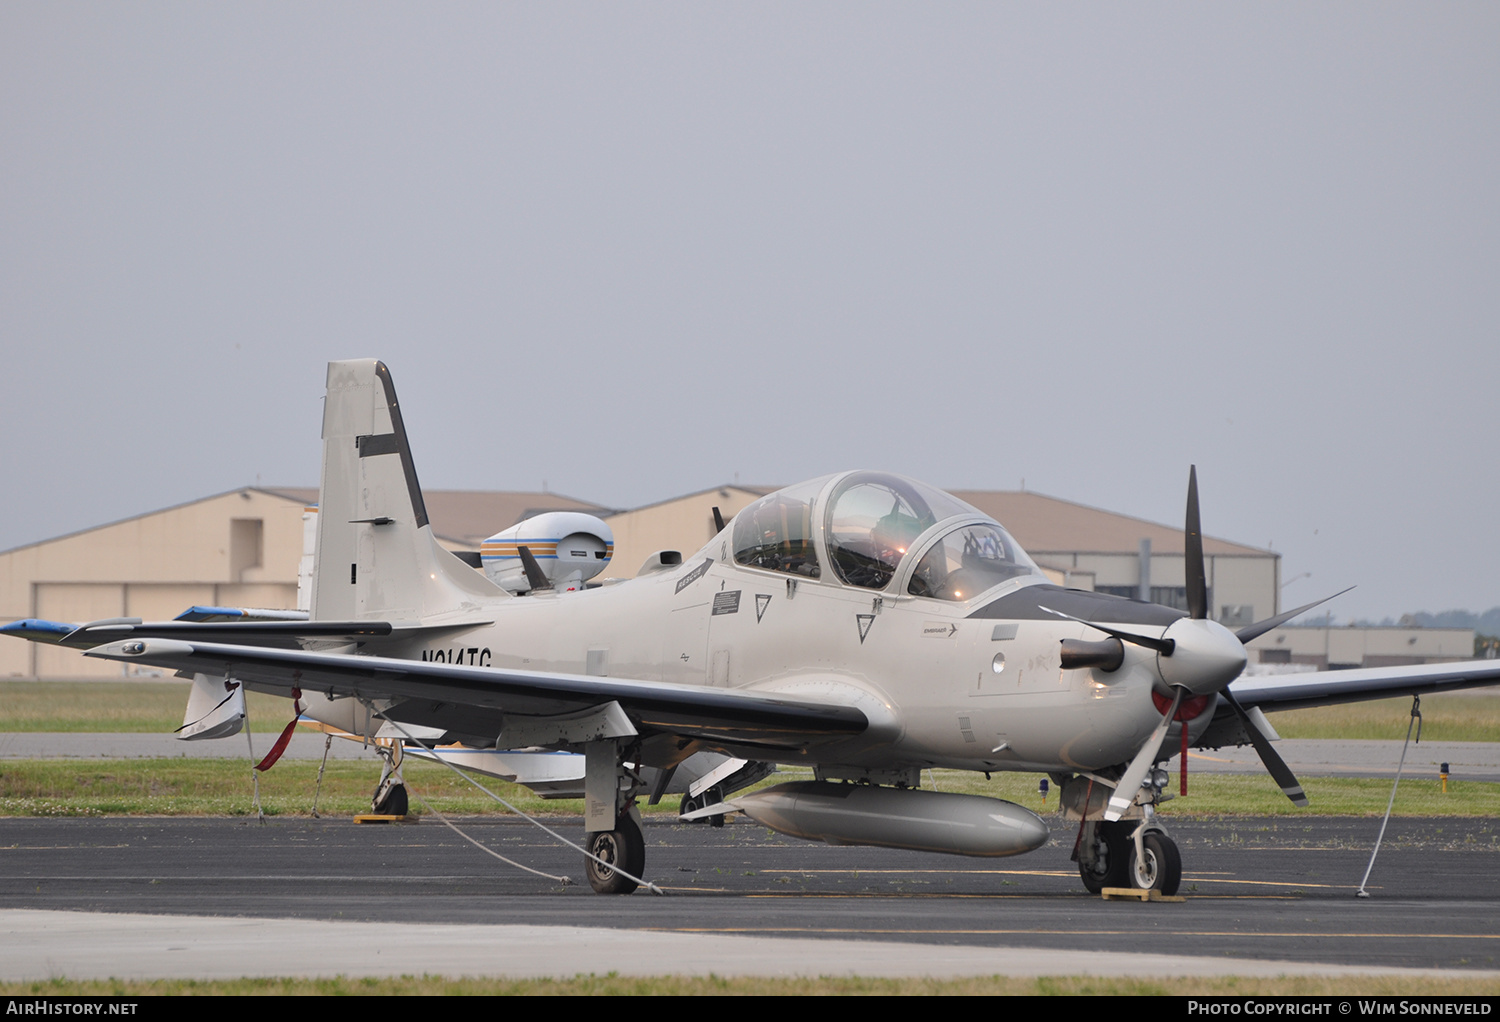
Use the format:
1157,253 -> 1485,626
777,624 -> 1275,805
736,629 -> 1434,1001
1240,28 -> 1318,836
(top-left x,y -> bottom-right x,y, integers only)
82,638 -> 869,751
1230,659 -> 1500,713
1,617 -> 470,652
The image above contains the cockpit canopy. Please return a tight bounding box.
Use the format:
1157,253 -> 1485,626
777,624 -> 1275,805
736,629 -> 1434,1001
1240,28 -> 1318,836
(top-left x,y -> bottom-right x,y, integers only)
730,471 -> 1043,602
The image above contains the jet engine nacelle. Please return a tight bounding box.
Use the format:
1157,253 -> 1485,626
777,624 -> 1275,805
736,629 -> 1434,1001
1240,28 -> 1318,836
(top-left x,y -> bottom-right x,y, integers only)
481,512 -> 615,593
733,781 -> 1049,858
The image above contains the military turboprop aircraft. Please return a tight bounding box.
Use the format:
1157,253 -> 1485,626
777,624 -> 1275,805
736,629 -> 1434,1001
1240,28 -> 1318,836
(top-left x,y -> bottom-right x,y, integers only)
12,359 -> 1500,896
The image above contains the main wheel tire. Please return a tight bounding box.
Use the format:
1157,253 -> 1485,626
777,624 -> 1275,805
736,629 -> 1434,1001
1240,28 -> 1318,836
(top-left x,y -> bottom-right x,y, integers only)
680,792 -> 703,821
1078,821 -> 1129,894
586,815 -> 646,895
1129,832 -> 1182,896
373,781 -> 408,817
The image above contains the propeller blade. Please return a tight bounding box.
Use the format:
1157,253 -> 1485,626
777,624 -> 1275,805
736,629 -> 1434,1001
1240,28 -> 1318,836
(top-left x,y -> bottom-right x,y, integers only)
1234,587 -> 1355,645
1222,689 -> 1309,807
1039,606 -> 1175,656
517,545 -> 552,592
1185,466 -> 1208,620
1104,688 -> 1183,821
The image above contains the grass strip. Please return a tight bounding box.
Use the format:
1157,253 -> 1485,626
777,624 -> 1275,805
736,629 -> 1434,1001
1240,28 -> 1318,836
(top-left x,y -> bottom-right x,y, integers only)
0,682 -> 293,733
0,759 -> 1495,818
1268,692 -> 1500,742
1,974 -> 1497,996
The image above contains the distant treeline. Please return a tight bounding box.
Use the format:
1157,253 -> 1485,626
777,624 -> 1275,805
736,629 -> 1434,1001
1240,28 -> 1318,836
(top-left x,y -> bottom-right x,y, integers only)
1294,608 -> 1500,633
1391,609 -> 1500,636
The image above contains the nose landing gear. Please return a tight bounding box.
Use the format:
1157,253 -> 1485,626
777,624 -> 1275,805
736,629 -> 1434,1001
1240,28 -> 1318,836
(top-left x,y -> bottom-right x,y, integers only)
1067,774 -> 1182,897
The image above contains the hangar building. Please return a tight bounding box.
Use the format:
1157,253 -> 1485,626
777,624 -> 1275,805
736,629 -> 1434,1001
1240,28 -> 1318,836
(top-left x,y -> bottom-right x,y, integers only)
0,482 -> 1468,678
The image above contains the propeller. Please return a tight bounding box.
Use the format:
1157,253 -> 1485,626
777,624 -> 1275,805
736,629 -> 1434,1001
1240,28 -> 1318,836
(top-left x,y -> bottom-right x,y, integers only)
1090,467 -> 1341,820
517,545 -> 552,593
1235,587 -> 1354,645
1221,689 -> 1308,807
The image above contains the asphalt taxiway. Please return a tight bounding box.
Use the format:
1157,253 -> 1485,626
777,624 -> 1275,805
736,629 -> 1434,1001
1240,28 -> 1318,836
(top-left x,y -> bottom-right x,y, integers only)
1,814 -> 1497,981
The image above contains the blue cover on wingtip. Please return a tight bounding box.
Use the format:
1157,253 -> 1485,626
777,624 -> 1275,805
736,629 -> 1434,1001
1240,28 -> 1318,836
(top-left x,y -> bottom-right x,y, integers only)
0,618 -> 78,643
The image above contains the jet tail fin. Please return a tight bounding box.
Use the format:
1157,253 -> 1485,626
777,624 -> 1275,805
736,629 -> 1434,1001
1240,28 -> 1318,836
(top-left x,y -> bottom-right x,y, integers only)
312,359 -> 505,622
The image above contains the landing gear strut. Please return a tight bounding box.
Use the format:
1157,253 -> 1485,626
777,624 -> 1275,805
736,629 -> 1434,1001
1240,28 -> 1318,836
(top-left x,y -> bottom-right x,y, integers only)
372,744 -> 407,817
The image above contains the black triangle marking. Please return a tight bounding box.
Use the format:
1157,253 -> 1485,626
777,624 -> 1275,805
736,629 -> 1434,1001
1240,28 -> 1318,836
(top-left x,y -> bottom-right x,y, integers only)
856,614 -> 875,644
755,593 -> 772,623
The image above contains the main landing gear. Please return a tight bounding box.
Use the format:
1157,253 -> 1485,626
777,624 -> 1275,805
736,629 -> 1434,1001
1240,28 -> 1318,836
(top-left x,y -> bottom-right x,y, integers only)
679,785 -> 726,827
584,739 -> 650,894
372,744 -> 408,817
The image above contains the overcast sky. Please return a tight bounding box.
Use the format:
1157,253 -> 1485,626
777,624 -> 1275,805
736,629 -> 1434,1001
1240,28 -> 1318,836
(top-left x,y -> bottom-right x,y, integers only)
2,4 -> 1496,622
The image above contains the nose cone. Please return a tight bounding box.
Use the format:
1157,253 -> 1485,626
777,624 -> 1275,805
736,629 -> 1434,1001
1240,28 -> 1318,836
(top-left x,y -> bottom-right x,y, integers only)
1157,618 -> 1247,696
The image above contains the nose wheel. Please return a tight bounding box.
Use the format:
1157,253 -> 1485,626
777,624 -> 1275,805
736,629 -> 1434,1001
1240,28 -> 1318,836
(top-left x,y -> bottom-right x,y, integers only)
1074,814 -> 1182,896
1129,832 -> 1182,895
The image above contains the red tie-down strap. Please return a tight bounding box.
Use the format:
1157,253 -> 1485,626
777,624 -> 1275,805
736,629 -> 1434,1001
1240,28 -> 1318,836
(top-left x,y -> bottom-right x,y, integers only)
1153,690 -> 1214,798
1181,721 -> 1190,796
255,688 -> 304,772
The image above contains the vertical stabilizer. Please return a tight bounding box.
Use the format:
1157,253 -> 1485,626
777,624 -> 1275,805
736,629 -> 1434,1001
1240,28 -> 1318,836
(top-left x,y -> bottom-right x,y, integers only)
312,360 -> 504,622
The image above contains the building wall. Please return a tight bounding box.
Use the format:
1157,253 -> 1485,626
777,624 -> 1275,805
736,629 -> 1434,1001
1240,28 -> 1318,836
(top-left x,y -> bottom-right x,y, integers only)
1029,550 -> 1277,625
1247,626 -> 1474,669
603,487 -> 766,581
0,490 -> 304,678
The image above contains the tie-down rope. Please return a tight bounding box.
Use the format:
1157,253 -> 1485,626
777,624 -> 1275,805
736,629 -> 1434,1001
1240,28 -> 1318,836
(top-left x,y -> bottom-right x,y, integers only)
1356,694 -> 1422,899
365,703 -> 664,895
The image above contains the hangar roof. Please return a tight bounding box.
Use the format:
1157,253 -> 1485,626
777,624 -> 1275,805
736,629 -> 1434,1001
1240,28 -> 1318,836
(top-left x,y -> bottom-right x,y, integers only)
0,484 -> 1269,561
948,490 -> 1271,557
270,484 -> 1272,557
266,488 -> 614,548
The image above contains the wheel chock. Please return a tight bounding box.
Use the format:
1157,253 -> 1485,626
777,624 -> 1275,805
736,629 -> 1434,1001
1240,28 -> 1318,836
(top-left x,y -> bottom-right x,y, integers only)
1100,887 -> 1184,902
